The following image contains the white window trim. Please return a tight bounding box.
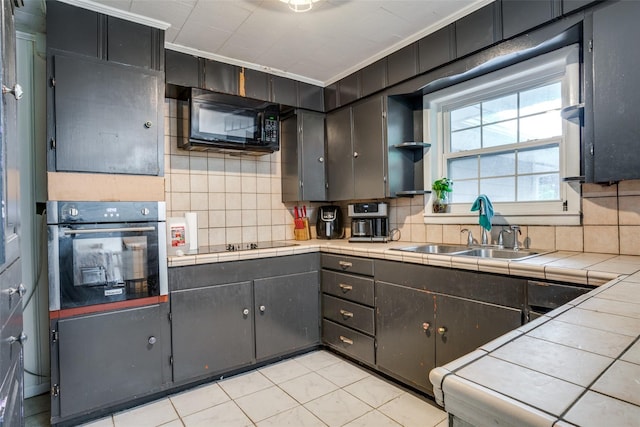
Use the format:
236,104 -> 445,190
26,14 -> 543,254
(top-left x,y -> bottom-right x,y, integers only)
423,44 -> 581,226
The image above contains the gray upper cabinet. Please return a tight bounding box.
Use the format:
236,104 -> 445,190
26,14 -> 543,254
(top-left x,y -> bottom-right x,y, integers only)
165,50 -> 200,88
502,0 -> 560,39
204,59 -> 239,95
563,0 -> 596,15
297,81 -> 324,111
107,17 -> 157,69
242,68 -> 270,101
324,82 -> 339,111
50,54 -> 162,176
455,2 -> 502,58
270,75 -> 297,106
47,1 -> 98,57
387,42 -> 418,86
338,72 -> 359,106
587,0 -> 640,182
281,110 -> 327,202
360,58 -> 387,97
326,107 -> 353,201
418,24 -> 455,74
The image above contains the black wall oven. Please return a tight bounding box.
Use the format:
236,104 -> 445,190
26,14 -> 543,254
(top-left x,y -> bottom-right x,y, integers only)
47,201 -> 167,311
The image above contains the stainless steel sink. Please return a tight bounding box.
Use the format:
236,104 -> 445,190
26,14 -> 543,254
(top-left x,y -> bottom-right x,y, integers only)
457,248 -> 542,260
392,244 -> 545,260
391,244 -> 470,254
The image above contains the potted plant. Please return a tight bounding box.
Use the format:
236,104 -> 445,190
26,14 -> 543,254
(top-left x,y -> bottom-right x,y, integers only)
432,177 -> 453,213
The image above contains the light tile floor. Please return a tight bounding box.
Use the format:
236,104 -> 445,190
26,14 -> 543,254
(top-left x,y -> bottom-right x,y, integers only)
26,350 -> 448,427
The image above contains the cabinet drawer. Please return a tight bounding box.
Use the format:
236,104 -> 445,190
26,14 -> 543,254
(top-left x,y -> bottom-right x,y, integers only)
322,319 -> 375,366
322,295 -> 374,335
322,270 -> 374,306
527,281 -> 593,310
321,254 -> 374,276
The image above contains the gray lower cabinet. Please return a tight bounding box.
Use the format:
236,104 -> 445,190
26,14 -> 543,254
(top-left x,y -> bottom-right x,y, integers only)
171,281 -> 254,383
51,304 -> 171,422
169,254 -> 321,385
281,110 -> 327,202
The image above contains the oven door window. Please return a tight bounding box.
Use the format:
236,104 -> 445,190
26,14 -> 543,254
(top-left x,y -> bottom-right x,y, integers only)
58,224 -> 159,309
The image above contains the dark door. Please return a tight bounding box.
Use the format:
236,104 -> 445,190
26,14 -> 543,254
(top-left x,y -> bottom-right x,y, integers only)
326,107 -> 353,201
435,294 -> 522,366
170,281 -> 254,383
254,271 -> 320,360
352,96 -> 386,199
57,305 -> 165,418
52,53 -> 161,175
300,111 -> 326,201
376,281 -> 436,393
590,1 -> 640,182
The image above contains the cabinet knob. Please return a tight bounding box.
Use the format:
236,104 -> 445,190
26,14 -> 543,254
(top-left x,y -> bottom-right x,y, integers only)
8,332 -> 27,345
437,327 -> 447,335
148,336 -> 157,345
2,83 -> 23,100
353,152 -> 359,158
422,322 -> 430,331
259,305 -> 266,312
144,121 -> 153,129
243,308 -> 249,316
318,157 -> 324,163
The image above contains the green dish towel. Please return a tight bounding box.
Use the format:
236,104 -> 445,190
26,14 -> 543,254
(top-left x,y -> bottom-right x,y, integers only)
471,194 -> 494,231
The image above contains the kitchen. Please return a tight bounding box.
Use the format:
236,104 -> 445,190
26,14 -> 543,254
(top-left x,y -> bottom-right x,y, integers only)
2,0 -> 640,426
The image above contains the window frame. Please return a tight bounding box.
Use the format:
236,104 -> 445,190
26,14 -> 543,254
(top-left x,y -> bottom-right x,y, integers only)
423,44 -> 581,226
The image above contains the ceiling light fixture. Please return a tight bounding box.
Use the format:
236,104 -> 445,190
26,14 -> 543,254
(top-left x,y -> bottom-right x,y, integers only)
279,0 -> 320,13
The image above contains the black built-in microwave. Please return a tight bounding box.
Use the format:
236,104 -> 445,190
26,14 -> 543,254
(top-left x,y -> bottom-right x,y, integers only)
178,88 -> 279,155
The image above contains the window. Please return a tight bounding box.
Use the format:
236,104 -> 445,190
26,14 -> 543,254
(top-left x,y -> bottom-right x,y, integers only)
424,44 -> 581,225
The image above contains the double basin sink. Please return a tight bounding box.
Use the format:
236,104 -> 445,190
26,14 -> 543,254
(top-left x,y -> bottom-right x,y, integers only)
392,244 -> 544,261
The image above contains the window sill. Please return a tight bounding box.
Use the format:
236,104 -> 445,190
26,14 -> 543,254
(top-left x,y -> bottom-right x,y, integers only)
423,212 -> 581,226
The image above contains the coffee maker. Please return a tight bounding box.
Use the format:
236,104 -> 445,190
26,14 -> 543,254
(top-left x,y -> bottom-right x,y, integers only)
316,205 -> 344,239
348,202 -> 389,242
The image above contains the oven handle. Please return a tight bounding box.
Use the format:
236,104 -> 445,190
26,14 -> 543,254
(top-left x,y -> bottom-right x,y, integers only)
62,226 -> 157,235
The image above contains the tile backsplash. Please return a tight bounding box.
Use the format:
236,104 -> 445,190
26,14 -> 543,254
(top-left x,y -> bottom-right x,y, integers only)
165,98 -> 640,255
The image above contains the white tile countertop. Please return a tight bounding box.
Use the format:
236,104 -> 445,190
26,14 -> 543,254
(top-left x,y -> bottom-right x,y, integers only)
169,239 -> 640,425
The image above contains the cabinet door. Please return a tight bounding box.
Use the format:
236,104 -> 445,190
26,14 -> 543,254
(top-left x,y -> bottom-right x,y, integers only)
280,114 -> 300,202
52,54 -> 161,175
165,50 -> 200,88
455,2 -> 502,58
387,42 -> 418,86
243,68 -> 269,101
300,111 -> 327,201
107,17 -> 153,69
326,107 -> 354,201
254,271 -> 320,360
352,96 -> 387,199
170,282 -> 254,383
435,294 -> 522,367
502,0 -> 558,39
57,305 -> 165,418
418,25 -> 454,74
46,1 -> 99,57
590,1 -> 640,182
204,60 -> 239,95
271,75 -> 297,106
298,82 -> 324,111
360,58 -> 387,97
376,281 -> 436,393
338,73 -> 359,106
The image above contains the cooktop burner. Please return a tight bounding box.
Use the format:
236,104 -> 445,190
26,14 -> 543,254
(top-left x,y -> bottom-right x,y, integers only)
203,241 -> 298,254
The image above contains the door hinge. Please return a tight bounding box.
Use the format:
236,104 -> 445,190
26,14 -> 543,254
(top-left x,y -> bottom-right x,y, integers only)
50,77 -> 55,87
168,312 -> 172,321
588,39 -> 593,53
51,384 -> 60,397
169,356 -> 174,365
51,330 -> 58,343
50,138 -> 56,150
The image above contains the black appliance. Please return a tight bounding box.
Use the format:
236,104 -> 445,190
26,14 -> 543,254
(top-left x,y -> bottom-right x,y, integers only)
316,206 -> 344,239
348,202 -> 389,242
178,88 -> 279,155
47,201 -> 168,310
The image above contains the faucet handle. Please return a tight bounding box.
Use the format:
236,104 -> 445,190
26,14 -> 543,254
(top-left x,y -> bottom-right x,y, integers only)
461,228 -> 473,246
510,225 -> 522,250
510,225 -> 522,234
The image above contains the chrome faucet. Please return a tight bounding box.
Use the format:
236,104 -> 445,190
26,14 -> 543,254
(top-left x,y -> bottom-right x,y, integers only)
481,228 -> 489,245
510,225 -> 522,250
461,228 -> 473,246
498,227 -> 512,249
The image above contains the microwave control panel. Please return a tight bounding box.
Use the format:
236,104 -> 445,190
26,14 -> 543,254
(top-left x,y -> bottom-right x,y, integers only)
263,117 -> 278,143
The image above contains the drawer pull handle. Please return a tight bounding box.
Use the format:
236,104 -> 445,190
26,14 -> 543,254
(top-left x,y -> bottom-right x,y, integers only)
339,335 -> 354,345
339,309 -> 354,318
338,283 -> 353,292
338,261 -> 353,269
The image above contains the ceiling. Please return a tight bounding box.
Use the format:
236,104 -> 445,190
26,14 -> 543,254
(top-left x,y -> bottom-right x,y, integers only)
17,0 -> 492,86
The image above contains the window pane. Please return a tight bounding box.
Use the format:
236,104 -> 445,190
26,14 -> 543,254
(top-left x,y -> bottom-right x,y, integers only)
519,111 -> 561,141
517,173 -> 560,201
520,82 -> 561,116
451,104 -> 481,131
451,127 -> 481,152
482,94 -> 517,124
481,177 -> 515,202
480,152 -> 515,178
483,120 -> 517,148
450,180 -> 478,203
449,157 -> 478,180
518,145 -> 559,174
